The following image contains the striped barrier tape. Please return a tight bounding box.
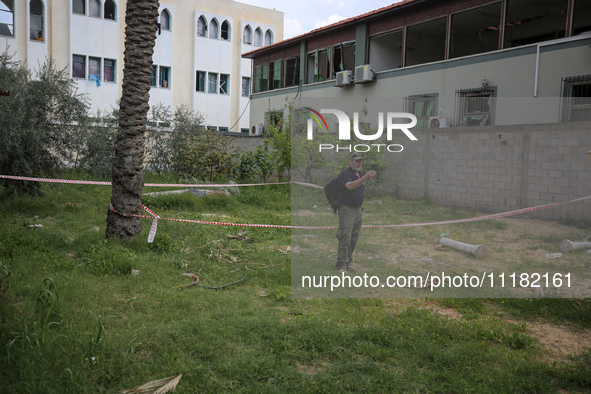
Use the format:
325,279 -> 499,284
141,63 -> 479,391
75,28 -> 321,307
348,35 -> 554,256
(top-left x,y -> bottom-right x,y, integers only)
3,174 -> 591,240
107,194 -> 591,243
0,175 -> 288,188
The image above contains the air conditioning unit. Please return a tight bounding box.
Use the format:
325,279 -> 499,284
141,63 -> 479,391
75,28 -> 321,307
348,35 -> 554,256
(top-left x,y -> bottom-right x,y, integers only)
335,70 -> 353,87
250,123 -> 264,136
354,64 -> 375,84
428,116 -> 450,129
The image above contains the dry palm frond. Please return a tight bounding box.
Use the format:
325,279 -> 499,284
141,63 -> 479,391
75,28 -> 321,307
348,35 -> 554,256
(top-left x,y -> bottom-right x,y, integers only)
120,374 -> 182,394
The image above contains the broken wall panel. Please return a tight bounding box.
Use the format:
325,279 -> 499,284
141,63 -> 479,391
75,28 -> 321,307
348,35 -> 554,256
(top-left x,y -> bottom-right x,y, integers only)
405,17 -> 447,67
449,2 -> 502,58
369,30 -> 403,72
504,0 -> 569,48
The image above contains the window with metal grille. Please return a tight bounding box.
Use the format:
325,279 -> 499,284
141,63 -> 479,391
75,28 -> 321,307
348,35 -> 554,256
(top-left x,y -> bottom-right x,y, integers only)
219,74 -> 229,94
404,95 -> 437,129
72,55 -> 86,78
560,75 -> 591,122
196,71 -> 206,92
30,0 -> 43,41
104,59 -> 115,82
456,88 -> 494,126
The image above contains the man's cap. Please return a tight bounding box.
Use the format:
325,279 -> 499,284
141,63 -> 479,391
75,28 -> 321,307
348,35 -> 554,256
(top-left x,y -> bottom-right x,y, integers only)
351,152 -> 363,160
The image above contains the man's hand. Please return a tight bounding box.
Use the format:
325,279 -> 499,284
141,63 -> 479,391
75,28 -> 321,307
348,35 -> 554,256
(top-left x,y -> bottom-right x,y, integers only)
364,170 -> 377,180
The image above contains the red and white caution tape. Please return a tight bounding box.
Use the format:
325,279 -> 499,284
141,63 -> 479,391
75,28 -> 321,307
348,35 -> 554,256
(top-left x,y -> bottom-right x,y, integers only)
0,175 -> 287,188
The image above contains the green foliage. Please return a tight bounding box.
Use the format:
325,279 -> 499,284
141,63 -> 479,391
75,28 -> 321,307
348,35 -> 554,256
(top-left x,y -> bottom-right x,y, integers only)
177,128 -> 237,182
144,104 -> 207,174
78,240 -> 135,276
0,262 -> 9,305
0,49 -> 89,196
234,145 -> 275,182
75,111 -> 117,177
292,132 -> 334,182
263,98 -> 293,179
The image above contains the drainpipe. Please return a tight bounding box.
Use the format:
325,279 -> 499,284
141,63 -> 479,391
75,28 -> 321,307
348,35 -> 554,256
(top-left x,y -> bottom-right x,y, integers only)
534,33 -> 591,97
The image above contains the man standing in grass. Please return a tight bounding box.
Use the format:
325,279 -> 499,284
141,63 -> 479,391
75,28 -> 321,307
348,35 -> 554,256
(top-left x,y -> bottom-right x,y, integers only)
336,152 -> 376,274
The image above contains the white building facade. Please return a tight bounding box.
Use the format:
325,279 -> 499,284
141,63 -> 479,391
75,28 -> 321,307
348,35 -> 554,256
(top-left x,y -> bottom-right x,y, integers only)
0,0 -> 283,132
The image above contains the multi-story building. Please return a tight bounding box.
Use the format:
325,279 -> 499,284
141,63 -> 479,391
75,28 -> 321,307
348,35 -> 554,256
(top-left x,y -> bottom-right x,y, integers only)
243,0 -> 591,220
0,0 -> 283,132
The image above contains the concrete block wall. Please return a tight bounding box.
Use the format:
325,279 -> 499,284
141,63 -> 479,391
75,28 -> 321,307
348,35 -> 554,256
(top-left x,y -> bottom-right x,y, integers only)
388,121 -> 591,221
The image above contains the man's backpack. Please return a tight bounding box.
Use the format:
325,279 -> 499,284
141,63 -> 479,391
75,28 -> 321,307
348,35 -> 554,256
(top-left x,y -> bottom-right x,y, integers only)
324,177 -> 340,214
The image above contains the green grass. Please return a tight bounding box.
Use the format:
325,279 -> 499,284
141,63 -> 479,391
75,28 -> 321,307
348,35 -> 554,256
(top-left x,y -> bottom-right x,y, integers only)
1,173 -> 590,393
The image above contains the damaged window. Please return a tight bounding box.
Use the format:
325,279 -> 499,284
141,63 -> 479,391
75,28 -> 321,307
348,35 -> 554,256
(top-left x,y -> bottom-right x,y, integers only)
369,30 -> 403,72
197,16 -> 207,37
456,88 -> 495,126
450,2 -> 501,59
306,49 -> 330,83
254,64 -> 268,93
284,56 -> 300,87
331,42 -> 355,78
404,95 -> 437,129
269,61 -> 282,90
405,17 -> 447,67
221,20 -> 230,40
504,0 -> 568,47
561,75 -> 591,122
573,0 -> 591,35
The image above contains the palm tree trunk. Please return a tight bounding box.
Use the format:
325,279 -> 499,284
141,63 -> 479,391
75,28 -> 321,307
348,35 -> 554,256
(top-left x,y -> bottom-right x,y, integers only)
106,0 -> 159,240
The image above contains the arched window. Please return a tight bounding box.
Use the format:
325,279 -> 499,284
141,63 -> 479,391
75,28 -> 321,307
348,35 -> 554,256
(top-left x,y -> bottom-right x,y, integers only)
254,27 -> 262,46
160,9 -> 170,30
209,18 -> 218,39
243,25 -> 252,44
104,0 -> 116,20
72,0 -> 85,15
264,29 -> 273,46
0,0 -> 14,37
197,15 -> 207,37
221,20 -> 230,40
30,0 -> 44,40
89,0 -> 100,17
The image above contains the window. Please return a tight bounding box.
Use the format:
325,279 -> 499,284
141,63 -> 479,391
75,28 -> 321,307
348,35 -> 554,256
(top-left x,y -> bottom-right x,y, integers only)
450,3 -> 501,59
89,57 -> 101,79
221,20 -> 230,40
456,88 -> 495,126
73,0 -> 85,15
573,0 -> 591,35
404,95 -> 437,129
266,110 -> 283,128
89,0 -> 100,17
241,128 -> 249,134
306,49 -> 329,83
196,71 -> 206,92
242,77 -> 250,97
254,27 -> 262,46
0,0 -> 14,37
406,17 -> 447,66
254,65 -> 268,93
197,16 -> 207,37
219,127 -> 229,132
264,29 -> 273,46
160,9 -> 170,30
160,66 -> 170,88
209,18 -> 218,39
370,31 -> 402,72
104,0 -> 115,20
269,61 -> 281,90
219,74 -> 229,94
504,0 -> 568,48
331,42 -> 354,78
284,56 -> 300,87
243,25 -> 252,44
104,59 -> 115,82
208,72 -> 218,93
30,0 -> 44,41
151,65 -> 157,87
561,75 -> 591,122
72,55 -> 86,78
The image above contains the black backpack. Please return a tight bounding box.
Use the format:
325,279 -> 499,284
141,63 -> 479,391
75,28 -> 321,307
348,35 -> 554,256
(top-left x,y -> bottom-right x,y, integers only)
324,177 -> 340,214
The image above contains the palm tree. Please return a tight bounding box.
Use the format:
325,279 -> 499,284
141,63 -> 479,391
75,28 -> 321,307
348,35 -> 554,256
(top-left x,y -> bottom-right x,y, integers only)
106,0 -> 159,240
